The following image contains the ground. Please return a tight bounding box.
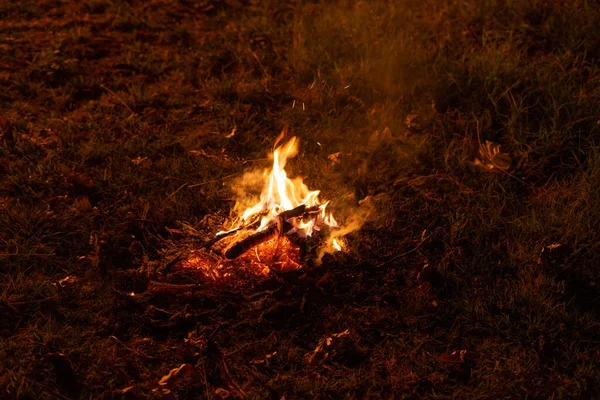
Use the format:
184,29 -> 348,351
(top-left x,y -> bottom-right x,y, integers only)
1,0 -> 600,399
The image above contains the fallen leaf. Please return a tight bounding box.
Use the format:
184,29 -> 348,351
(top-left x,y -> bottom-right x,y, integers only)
55,276 -> 78,288
116,385 -> 135,394
328,152 -> 341,164
215,388 -> 230,399
225,127 -> 236,138
131,156 -> 152,168
72,196 -> 92,212
404,114 -> 418,129
63,168 -> 95,190
250,351 -> 277,365
158,363 -> 192,389
368,127 -> 393,148
0,115 -> 8,131
305,329 -> 351,366
540,243 -> 572,266
439,350 -> 467,364
472,141 -> 511,172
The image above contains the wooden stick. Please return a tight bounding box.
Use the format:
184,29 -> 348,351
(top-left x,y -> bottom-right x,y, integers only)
224,225 -> 279,259
221,204 -> 321,259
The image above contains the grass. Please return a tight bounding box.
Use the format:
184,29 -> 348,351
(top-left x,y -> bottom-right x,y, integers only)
1,0 -> 599,398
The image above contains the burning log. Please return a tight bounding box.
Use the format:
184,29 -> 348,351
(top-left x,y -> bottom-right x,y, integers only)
224,224 -> 280,259
216,136 -> 342,263
223,204 -> 322,259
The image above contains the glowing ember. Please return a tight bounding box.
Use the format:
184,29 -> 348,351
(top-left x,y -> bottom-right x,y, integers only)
179,134 -> 371,283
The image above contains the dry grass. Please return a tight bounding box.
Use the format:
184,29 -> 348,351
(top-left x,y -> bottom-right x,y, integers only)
1,0 -> 599,398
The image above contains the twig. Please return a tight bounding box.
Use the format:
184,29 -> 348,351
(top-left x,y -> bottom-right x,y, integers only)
100,84 -> 135,117
10,295 -> 59,306
223,332 -> 275,357
166,183 -> 188,200
224,225 -> 280,259
377,233 -> 432,268
188,172 -> 241,188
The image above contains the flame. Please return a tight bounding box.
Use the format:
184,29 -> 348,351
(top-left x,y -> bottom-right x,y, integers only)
239,136 -> 336,236
332,238 -> 343,251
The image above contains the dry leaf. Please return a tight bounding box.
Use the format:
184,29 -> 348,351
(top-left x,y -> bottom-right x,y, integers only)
368,127 -> 393,148
0,115 -> 8,131
72,196 -> 92,212
116,385 -> 135,394
158,363 -> 192,389
55,276 -> 78,288
131,156 -> 152,167
305,329 -> 350,366
64,168 -> 94,189
225,127 -> 236,138
328,152 -> 341,164
404,114 -> 418,129
439,350 -> 467,364
472,141 -> 511,172
215,388 -> 231,399
250,351 -> 277,365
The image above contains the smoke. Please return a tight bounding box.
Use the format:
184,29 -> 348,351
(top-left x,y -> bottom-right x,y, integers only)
226,169 -> 266,226
316,195 -> 375,264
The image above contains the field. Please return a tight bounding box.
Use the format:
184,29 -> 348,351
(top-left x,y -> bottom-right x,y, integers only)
1,0 -> 599,398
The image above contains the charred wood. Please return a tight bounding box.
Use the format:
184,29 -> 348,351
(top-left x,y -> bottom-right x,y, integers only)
224,224 -> 280,259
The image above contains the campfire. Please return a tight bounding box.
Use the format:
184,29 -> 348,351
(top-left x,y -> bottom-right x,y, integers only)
177,134 -> 347,281
218,135 -> 340,256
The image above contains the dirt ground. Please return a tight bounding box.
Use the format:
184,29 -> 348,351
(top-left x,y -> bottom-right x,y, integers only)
1,1 -> 599,399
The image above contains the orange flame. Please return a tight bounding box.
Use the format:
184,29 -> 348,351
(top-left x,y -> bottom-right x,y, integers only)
239,136 -> 337,236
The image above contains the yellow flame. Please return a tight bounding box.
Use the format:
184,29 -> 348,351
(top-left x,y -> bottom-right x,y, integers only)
332,239 -> 343,251
240,136 -> 336,236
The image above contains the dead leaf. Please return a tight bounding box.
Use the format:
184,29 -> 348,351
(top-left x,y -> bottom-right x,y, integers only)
63,168 -> 95,189
158,363 -> 192,389
404,114 -> 418,129
116,385 -> 135,394
415,281 -> 433,298
328,152 -> 341,164
250,351 -> 277,365
131,156 -> 152,168
72,196 -> 92,212
305,329 -> 351,366
472,141 -> 511,172
225,127 -> 236,138
368,127 -> 393,148
540,243 -> 572,266
0,115 -> 8,131
55,276 -> 78,288
215,388 -> 231,399
439,350 -> 467,364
